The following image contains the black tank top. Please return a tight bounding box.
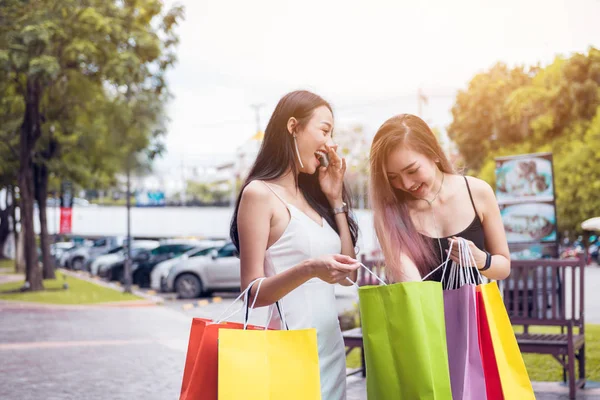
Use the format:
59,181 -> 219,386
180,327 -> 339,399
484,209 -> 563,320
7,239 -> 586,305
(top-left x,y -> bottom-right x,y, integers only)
421,176 -> 486,288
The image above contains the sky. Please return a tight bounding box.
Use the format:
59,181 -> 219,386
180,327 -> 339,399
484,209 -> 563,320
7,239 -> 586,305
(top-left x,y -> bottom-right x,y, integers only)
155,0 -> 600,172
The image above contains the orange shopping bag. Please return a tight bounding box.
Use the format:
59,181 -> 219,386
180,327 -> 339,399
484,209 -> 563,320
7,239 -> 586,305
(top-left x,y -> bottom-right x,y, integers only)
180,318 -> 211,399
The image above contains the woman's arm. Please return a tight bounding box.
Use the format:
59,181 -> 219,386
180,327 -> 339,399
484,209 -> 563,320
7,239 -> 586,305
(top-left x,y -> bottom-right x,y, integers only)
319,145 -> 359,286
331,205 -> 358,286
451,177 -> 511,280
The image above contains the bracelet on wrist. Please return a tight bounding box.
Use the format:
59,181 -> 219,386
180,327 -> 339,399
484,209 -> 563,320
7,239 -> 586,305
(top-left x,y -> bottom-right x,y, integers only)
332,202 -> 347,215
478,251 -> 492,271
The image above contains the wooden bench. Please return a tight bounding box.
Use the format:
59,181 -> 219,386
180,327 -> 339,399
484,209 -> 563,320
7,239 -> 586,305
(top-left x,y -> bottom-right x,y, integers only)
502,256 -> 586,399
342,255 -> 385,377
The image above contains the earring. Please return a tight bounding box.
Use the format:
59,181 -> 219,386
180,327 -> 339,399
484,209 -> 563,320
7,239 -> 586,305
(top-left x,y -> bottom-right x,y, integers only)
293,135 -> 304,169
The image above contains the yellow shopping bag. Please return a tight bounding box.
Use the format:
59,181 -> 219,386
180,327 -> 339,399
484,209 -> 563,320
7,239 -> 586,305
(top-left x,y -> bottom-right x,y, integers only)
217,328 -> 321,400
479,281 -> 535,399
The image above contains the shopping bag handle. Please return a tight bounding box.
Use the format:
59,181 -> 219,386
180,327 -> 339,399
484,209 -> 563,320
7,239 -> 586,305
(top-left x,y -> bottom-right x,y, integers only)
346,239 -> 485,289
422,238 -> 455,282
213,277 -> 264,324
446,238 -> 484,288
244,278 -> 289,330
346,262 -> 388,287
435,238 -> 484,289
346,242 -> 454,287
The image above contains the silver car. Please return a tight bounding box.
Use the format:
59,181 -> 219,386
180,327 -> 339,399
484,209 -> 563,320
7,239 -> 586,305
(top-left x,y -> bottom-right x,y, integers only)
150,243 -> 224,292
166,242 -> 240,299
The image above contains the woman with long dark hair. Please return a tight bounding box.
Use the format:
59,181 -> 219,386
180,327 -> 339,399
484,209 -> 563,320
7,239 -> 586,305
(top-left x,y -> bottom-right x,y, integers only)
369,114 -> 510,285
230,90 -> 360,399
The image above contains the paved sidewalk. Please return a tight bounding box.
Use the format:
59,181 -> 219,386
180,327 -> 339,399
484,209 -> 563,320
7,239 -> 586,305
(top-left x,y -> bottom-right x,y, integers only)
0,273 -> 24,285
0,303 -> 190,400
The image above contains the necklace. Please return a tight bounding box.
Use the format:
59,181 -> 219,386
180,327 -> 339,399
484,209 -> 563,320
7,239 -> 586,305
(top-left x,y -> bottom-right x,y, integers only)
419,171 -> 446,270
421,171 -> 445,206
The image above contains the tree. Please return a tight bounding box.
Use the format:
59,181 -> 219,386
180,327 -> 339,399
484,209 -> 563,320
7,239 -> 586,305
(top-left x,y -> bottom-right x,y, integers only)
447,63 -> 535,171
185,181 -> 230,206
449,47 -> 600,232
0,0 -> 184,288
0,65 -> 21,260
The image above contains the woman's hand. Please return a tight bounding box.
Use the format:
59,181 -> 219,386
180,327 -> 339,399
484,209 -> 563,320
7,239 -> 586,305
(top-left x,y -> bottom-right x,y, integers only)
446,237 -> 486,269
318,145 -> 346,206
308,254 -> 360,284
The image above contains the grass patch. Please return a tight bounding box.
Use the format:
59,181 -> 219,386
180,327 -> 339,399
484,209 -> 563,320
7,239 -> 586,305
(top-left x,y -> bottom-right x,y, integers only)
0,270 -> 142,304
346,324 -> 600,382
346,347 -> 362,370
0,258 -> 15,274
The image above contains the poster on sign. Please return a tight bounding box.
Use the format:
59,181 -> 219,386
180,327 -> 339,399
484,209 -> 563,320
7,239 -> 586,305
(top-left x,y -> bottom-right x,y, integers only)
495,153 -> 559,260
495,153 -> 554,204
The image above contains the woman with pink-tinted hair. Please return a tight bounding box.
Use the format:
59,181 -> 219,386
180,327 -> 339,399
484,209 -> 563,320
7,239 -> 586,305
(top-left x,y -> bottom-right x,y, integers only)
368,114 -> 511,285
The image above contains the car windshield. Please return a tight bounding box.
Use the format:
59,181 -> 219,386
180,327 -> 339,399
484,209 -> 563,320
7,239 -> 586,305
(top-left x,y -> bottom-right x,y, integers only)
191,247 -> 217,257
107,246 -> 124,254
131,248 -> 148,257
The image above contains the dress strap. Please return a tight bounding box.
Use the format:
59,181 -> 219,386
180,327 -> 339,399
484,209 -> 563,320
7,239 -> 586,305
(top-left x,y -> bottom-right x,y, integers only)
260,181 -> 289,209
463,176 -> 479,217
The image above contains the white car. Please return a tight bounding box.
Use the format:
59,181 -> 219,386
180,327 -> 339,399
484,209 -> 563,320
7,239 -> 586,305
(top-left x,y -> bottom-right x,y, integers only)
90,240 -> 159,276
51,242 -> 75,262
166,242 -> 241,299
149,245 -> 221,292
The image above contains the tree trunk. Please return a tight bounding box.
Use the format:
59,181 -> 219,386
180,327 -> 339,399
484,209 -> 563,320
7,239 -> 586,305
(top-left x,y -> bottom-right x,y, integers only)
19,78 -> 43,291
0,195 -> 13,259
34,162 -> 54,279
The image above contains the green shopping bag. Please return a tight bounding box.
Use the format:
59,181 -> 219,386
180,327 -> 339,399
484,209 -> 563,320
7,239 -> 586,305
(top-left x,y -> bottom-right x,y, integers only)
358,280 -> 452,400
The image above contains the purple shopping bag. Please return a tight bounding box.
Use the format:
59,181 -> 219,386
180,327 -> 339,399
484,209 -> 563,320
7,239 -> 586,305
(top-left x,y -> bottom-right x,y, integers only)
443,284 -> 488,400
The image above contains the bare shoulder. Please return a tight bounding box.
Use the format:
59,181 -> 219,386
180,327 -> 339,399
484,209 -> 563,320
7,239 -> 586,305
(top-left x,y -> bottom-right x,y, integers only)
240,181 -> 273,209
241,180 -> 272,203
464,176 -> 494,196
239,180 -> 276,216
464,176 -> 498,212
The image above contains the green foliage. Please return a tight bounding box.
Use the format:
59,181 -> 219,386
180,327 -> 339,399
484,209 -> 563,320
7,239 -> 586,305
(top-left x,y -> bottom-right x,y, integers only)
185,181 -> 230,205
449,47 -> 600,232
0,0 -> 185,189
448,63 -> 535,171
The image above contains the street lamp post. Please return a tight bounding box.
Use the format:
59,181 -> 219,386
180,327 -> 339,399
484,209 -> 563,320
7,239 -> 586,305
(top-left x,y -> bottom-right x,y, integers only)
124,160 -> 132,294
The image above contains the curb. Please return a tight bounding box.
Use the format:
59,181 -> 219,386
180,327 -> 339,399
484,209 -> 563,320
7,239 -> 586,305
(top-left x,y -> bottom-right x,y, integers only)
0,299 -> 157,310
181,296 -> 223,310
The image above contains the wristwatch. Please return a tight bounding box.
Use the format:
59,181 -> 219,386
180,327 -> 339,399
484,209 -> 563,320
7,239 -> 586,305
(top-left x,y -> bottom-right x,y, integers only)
332,202 -> 348,215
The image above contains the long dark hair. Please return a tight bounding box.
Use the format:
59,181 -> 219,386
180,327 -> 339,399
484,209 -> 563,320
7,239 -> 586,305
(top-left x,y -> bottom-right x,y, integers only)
230,90 -> 359,251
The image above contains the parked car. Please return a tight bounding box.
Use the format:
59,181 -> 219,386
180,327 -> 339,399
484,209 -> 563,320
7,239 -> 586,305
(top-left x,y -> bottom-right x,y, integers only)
50,242 -> 76,264
166,242 -> 241,299
63,236 -> 126,270
150,244 -> 222,292
90,240 -> 159,276
57,242 -> 89,267
98,245 -> 158,280
104,240 -> 201,287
